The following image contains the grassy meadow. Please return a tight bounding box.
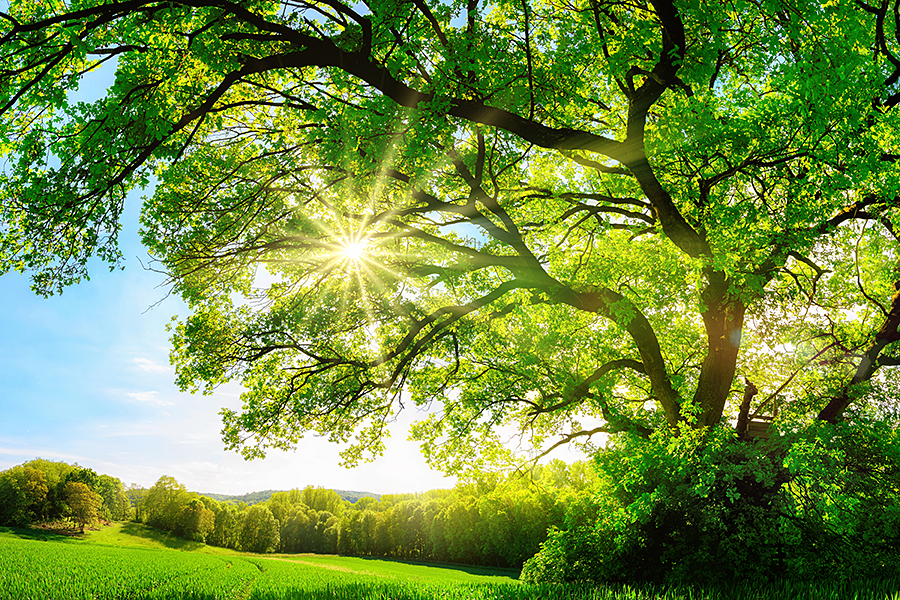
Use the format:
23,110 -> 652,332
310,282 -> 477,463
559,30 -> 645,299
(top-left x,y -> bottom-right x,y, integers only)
1,523 -> 899,600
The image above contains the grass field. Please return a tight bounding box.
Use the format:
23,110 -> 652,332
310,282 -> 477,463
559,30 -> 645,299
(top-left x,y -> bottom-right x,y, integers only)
2,523 -> 900,599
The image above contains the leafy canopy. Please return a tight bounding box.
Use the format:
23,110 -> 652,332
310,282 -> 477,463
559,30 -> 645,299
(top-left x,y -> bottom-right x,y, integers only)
1,0 -> 899,474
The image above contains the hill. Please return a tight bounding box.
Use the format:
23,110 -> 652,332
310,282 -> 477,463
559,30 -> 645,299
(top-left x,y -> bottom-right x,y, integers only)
199,488 -> 380,505
334,488 -> 382,503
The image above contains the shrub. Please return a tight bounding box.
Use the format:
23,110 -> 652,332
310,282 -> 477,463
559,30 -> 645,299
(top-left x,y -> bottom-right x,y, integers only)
523,417 -> 900,585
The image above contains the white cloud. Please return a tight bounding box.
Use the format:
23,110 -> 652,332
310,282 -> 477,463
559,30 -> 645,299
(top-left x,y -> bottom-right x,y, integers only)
133,357 -> 172,374
0,447 -> 87,462
105,388 -> 174,406
126,390 -> 173,406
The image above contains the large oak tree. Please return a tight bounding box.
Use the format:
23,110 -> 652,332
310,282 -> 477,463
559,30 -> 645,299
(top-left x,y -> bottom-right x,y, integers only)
1,0 -> 899,474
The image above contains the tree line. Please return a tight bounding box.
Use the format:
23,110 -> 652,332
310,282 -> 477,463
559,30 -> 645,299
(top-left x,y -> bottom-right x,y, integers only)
131,461 -> 593,568
0,458 -> 593,569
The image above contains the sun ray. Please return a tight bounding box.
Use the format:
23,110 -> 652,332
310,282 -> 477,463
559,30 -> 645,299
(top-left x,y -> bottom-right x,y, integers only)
341,238 -> 369,261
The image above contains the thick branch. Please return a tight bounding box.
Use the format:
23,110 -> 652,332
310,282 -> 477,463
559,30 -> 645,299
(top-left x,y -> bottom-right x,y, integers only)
735,378 -> 758,438
528,358 -> 646,415
819,281 -> 900,422
551,286 -> 683,424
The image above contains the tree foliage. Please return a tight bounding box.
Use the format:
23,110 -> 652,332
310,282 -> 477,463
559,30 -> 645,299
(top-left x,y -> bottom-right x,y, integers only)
523,415 -> 900,584
142,475 -> 190,531
64,467 -> 99,489
239,504 -> 281,552
97,474 -> 130,521
2,0 -> 900,474
0,460 -> 131,528
64,481 -> 101,533
0,466 -> 48,525
5,0 -> 900,584
177,498 -> 217,542
300,486 -> 346,516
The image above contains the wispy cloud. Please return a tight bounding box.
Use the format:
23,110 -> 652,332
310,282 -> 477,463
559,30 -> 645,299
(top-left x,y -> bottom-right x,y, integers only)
126,391 -> 173,406
106,388 -> 174,406
0,447 -> 87,462
93,428 -> 159,438
133,357 -> 172,374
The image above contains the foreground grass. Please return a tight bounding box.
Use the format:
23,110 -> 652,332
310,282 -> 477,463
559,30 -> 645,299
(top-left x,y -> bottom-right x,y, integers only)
2,524 -> 900,599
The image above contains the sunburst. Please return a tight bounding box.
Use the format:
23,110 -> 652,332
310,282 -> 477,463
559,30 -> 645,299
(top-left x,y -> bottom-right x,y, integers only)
341,238 -> 369,262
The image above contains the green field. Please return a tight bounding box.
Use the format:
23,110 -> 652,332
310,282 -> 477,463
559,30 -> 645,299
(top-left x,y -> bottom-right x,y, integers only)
2,523 -> 900,600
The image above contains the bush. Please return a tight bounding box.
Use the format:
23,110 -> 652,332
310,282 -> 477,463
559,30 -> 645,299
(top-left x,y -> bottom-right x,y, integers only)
522,417 -> 900,585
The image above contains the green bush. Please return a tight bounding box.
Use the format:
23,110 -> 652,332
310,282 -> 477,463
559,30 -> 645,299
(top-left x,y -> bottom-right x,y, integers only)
522,416 -> 900,585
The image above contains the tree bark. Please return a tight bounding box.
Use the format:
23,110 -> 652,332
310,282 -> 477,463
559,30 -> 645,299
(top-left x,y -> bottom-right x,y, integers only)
694,272 -> 746,427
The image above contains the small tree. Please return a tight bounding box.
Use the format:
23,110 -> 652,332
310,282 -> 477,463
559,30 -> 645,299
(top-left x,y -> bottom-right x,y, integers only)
64,481 -> 101,533
94,474 -> 129,521
176,499 -> 216,543
143,476 -> 188,531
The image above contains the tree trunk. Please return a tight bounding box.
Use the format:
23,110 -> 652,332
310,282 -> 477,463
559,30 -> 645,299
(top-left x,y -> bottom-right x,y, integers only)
694,272 -> 746,427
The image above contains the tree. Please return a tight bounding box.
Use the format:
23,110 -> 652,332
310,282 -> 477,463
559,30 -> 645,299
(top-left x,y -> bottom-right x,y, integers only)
353,496 -> 378,512
97,474 -> 130,521
176,498 -> 216,542
239,504 -> 280,553
143,476 -> 189,531
64,481 -> 101,533
338,509 -> 362,555
22,459 -> 76,521
1,0 -> 899,476
207,501 -> 242,549
125,484 -> 149,523
301,486 -> 345,516
0,466 -> 49,525
64,467 -> 100,492
439,496 -> 481,564
280,505 -> 312,553
478,488 -> 547,567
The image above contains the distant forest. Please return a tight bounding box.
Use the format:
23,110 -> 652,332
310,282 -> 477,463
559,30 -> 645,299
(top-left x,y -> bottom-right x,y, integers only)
0,458 -> 591,569
200,489 -> 380,506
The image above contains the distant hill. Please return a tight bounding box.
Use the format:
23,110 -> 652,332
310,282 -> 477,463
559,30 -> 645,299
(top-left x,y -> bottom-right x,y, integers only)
199,489 -> 380,505
334,489 -> 381,503
200,490 -> 280,505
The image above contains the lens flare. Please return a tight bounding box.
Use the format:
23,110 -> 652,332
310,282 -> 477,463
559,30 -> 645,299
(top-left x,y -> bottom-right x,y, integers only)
342,238 -> 369,261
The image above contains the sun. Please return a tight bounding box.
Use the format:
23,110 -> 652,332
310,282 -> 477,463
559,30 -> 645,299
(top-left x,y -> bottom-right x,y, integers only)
341,238 -> 369,261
